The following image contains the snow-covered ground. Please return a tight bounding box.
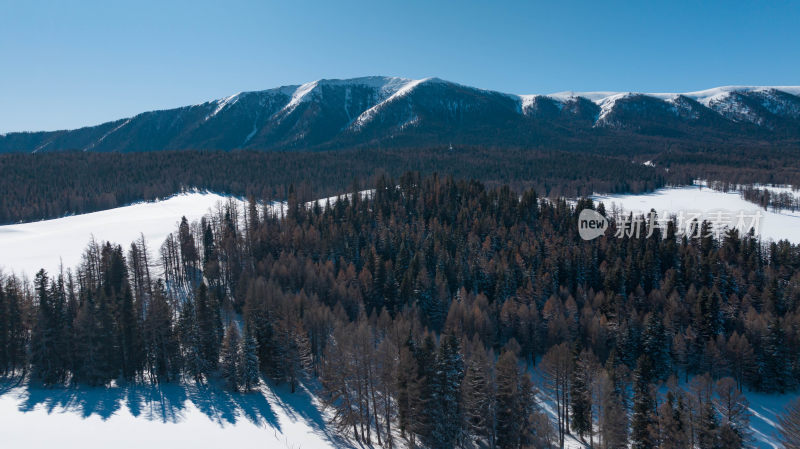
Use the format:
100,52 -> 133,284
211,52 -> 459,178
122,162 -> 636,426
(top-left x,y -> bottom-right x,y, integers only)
747,390 -> 793,449
0,192 -> 248,278
0,190 -> 375,279
0,379 -> 350,449
592,184 -> 800,244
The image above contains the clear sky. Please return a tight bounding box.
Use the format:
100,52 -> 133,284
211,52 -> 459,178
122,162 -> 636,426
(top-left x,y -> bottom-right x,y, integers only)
1,0 -> 798,133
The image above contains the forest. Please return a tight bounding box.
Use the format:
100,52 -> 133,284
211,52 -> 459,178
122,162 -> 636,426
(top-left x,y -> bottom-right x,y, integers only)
0,146 -> 682,224
4,142 -> 800,226
2,173 -> 800,449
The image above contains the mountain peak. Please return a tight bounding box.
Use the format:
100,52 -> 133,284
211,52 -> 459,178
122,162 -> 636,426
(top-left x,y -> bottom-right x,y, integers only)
2,77 -> 800,153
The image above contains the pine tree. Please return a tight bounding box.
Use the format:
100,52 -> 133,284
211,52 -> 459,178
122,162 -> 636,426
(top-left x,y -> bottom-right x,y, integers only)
74,288 -> 101,384
143,280 -> 178,383
412,333 -> 437,441
429,334 -> 464,449
461,341 -> 495,447
396,336 -> 422,442
280,315 -> 312,393
761,318 -> 792,392
599,367 -> 629,449
495,349 -> 523,449
179,298 -> 204,382
697,397 -> 719,449
570,348 -> 593,441
240,325 -> 261,392
118,283 -> 141,380
30,270 -> 67,385
642,312 -> 670,380
221,324 -> 242,391
631,355 -> 656,449
1,277 -> 26,375
654,390 -> 690,449
195,283 -> 220,374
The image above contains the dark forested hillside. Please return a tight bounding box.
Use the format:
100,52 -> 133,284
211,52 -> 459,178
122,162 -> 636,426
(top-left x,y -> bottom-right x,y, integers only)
4,141 -> 800,225
2,173 -> 799,448
0,148 -> 675,224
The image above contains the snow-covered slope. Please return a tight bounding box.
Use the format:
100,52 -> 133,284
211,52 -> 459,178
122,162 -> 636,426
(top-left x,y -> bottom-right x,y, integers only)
548,86 -> 800,127
0,192 -> 247,278
0,190 -> 374,278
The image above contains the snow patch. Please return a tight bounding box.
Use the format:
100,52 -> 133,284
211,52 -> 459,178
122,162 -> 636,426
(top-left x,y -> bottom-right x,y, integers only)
0,190 -> 377,279
0,380 -> 353,449
83,118 -> 132,151
349,78 -> 434,130
0,192 -> 247,278
591,183 -> 800,244
539,86 -> 800,125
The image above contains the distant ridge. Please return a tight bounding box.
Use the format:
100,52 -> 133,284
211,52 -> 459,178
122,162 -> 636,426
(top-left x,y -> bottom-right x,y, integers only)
2,76 -> 800,153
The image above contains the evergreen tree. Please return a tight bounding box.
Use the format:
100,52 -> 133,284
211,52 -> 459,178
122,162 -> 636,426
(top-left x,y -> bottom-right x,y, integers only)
179,298 -> 204,382
240,325 -> 261,392
570,348 -> 593,441
641,312 -> 670,381
631,355 -> 656,449
495,349 -> 524,449
697,397 -> 720,449
428,334 -> 464,449
761,318 -> 792,392
195,283 -> 220,373
461,342 -> 495,447
221,324 -> 242,391
143,280 -> 178,383
30,270 -> 66,385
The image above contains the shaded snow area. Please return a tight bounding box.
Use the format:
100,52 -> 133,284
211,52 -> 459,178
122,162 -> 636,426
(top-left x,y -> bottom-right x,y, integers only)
0,380 -> 351,449
746,391 -> 794,449
532,374 -> 793,449
0,193 -> 248,278
591,184 -> 800,244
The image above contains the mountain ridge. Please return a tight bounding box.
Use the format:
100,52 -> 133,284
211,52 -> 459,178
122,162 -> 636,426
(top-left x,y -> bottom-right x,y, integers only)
2,76 -> 800,153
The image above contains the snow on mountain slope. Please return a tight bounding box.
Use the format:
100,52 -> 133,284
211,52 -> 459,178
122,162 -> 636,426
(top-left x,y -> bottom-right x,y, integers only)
4,78 -> 800,153
0,380 -> 352,449
547,86 -> 800,108
206,92 -> 243,121
349,77 -> 431,129
0,192 -> 247,278
545,85 -> 800,125
278,76 -> 417,119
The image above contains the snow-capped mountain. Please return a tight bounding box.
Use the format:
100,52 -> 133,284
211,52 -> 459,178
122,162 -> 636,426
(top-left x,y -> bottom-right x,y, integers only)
2,77 -> 800,153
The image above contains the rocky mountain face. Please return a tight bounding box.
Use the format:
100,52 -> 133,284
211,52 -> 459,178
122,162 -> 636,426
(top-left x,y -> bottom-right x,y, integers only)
2,77 -> 799,153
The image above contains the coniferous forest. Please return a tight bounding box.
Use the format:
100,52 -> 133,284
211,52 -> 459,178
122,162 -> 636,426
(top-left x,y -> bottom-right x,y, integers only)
2,173 -> 800,449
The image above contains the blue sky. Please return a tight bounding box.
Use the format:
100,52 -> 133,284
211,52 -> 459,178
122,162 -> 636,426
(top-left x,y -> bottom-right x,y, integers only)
1,0 -> 798,133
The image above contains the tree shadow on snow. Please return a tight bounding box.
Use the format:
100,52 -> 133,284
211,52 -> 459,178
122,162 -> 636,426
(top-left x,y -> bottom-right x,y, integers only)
0,377 -> 362,448
266,380 -> 359,449
2,379 -> 277,427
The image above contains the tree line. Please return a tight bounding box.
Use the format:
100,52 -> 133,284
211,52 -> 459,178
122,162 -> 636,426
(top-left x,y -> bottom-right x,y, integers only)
2,172 -> 800,448
0,147 -> 675,224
